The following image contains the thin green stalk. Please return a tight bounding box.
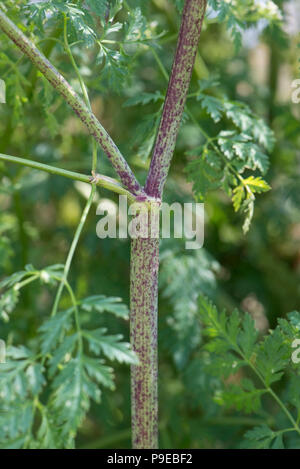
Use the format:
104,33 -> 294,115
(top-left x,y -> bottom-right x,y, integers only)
267,387 -> 300,436
40,274 -> 82,370
15,275 -> 40,290
63,13 -> 98,172
51,21 -> 98,317
149,46 -> 169,82
63,280 -> 83,354
63,14 -> 90,111
0,153 -> 135,201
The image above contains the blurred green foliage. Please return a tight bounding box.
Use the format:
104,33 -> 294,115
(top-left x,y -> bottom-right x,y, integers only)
0,0 -> 300,449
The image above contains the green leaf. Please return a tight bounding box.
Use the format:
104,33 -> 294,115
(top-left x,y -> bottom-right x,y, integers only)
241,197 -> 255,234
248,149 -> 270,174
48,334 -> 77,378
50,352 -> 116,437
256,329 -> 290,386
199,94 -> 224,123
0,347 -> 45,402
83,329 -> 138,364
39,309 -> 73,355
124,8 -> 148,42
0,401 -> 35,446
244,176 -> 271,194
238,313 -> 259,359
288,311 -> 300,330
83,356 -> 115,390
96,46 -> 129,91
0,269 -> 28,289
186,149 -> 223,200
51,358 -> 94,434
215,379 -> 265,414
80,295 -> 129,319
244,425 -> 275,449
232,184 -> 245,212
85,0 -> 108,18
123,91 -> 163,107
25,363 -> 45,395
272,434 -> 284,449
205,353 -> 244,378
160,249 -> 218,368
35,412 -> 60,449
252,118 -> 275,152
26,1 -> 97,46
223,102 -> 275,152
286,375 -> 300,413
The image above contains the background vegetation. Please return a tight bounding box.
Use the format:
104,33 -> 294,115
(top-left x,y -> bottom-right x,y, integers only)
0,0 -> 299,449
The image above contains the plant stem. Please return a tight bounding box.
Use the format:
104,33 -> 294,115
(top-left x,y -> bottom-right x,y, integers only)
145,0 -> 207,198
129,1 -> 207,449
51,18 -> 98,318
0,9 -> 144,196
63,14 -> 90,111
130,236 -> 160,449
0,153 -> 135,201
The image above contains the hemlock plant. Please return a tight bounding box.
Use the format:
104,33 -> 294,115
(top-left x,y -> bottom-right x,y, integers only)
0,0 -> 299,450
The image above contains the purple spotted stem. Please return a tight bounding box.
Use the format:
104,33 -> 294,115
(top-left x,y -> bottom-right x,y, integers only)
145,0 -> 207,199
131,0 -> 207,448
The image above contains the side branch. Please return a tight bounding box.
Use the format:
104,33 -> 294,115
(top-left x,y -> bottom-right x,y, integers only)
0,10 -> 144,197
0,153 -> 135,201
145,0 -> 207,198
